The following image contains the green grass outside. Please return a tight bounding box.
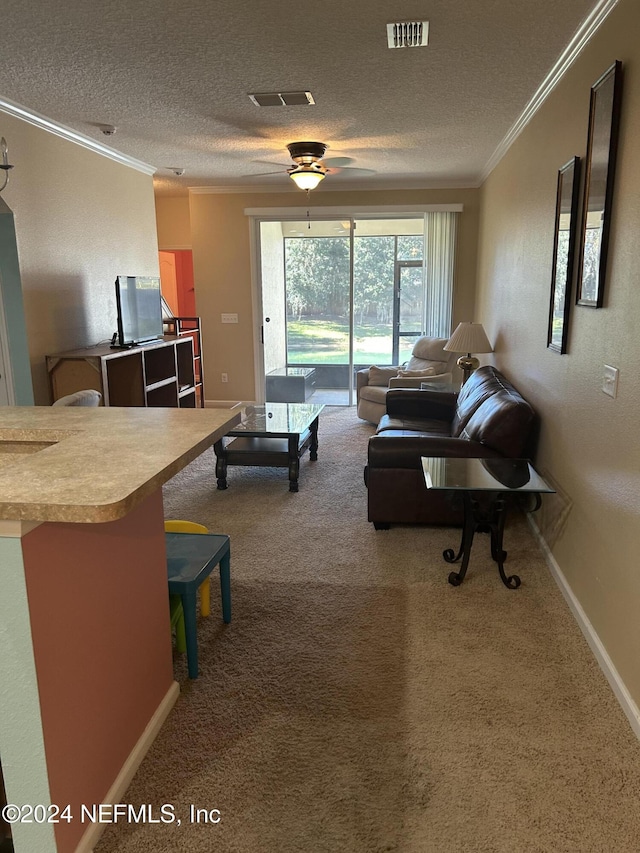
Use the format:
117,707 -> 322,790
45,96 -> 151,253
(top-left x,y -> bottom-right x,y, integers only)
286,318 -> 413,365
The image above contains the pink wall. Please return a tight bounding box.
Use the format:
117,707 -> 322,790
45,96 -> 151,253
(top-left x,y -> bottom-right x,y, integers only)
22,490 -> 173,852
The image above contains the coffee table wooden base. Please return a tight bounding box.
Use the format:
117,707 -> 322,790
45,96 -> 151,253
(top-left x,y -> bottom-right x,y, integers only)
214,416 -> 319,492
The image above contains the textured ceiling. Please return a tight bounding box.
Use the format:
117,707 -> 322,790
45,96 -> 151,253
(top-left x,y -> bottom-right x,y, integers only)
1,0 -> 603,195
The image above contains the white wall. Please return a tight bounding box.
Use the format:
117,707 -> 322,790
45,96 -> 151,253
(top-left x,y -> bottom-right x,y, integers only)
0,114 -> 159,403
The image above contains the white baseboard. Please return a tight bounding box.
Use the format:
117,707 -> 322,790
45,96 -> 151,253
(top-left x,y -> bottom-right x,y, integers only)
74,680 -> 180,853
527,515 -> 640,740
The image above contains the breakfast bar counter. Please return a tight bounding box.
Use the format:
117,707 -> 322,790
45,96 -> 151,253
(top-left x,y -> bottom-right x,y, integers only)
0,405 -> 240,522
0,405 -> 240,853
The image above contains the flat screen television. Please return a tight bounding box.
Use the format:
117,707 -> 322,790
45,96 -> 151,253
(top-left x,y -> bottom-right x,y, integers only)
115,275 -> 164,347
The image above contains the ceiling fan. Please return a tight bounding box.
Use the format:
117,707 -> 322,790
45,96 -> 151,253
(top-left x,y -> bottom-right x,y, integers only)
249,141 -> 375,192
286,141 -> 329,191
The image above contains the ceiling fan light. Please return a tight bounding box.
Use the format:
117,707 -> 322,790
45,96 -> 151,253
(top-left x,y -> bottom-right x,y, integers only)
288,164 -> 326,191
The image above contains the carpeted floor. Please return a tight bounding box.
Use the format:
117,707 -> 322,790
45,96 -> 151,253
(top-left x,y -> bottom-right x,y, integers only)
96,406 -> 640,853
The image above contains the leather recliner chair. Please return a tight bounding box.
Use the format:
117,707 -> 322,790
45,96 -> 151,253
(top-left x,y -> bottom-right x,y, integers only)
356,336 -> 457,424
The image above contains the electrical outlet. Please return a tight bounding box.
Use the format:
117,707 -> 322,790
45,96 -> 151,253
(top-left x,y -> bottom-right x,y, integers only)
602,364 -> 619,398
221,373 -> 228,383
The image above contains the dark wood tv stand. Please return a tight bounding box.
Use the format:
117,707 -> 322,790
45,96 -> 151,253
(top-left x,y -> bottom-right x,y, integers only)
46,335 -> 202,408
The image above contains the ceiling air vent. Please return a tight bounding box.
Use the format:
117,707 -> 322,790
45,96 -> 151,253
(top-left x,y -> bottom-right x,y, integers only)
387,21 -> 429,48
249,91 -> 315,107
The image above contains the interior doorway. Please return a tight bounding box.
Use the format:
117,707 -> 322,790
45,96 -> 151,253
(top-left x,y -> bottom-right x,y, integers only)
159,250 -> 195,317
261,218 -> 353,405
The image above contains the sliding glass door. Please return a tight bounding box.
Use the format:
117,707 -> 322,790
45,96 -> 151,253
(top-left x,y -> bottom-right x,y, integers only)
257,212 -> 457,406
352,221 -> 425,372
260,219 -> 353,405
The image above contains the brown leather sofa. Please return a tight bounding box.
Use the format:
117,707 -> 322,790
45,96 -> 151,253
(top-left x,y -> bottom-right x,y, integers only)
364,365 -> 537,527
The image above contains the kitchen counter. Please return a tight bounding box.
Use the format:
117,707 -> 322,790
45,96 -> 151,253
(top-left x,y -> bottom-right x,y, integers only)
0,405 -> 240,523
0,403 -> 241,853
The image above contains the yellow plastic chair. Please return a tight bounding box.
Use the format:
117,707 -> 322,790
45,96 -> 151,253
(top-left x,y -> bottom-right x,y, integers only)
164,520 -> 211,617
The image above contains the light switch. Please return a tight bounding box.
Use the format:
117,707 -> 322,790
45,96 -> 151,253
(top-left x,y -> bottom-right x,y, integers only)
221,313 -> 238,324
602,364 -> 619,398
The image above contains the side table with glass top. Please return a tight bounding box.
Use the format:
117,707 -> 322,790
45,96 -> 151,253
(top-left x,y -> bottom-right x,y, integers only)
422,456 -> 555,589
214,402 -> 325,492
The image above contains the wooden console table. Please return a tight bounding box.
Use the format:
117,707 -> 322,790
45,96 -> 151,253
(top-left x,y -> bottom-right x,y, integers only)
46,336 -> 202,408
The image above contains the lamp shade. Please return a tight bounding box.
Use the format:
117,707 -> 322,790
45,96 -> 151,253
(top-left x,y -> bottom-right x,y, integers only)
444,322 -> 493,354
288,164 -> 326,191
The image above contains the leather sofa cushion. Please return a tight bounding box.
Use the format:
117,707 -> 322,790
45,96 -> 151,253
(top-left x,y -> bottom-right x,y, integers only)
377,415 -> 451,436
385,388 -> 458,422
460,392 -> 535,457
368,433 -> 501,468
451,366 -> 524,437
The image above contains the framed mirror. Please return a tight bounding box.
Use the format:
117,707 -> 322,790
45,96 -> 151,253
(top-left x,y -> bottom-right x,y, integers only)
548,157 -> 580,353
576,60 -> 623,308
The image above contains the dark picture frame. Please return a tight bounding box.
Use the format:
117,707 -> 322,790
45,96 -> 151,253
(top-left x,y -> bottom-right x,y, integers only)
547,156 -> 581,353
576,60 -> 623,308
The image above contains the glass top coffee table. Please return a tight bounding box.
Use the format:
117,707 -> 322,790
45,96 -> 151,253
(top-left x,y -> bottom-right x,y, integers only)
422,456 -> 555,588
214,402 -> 324,492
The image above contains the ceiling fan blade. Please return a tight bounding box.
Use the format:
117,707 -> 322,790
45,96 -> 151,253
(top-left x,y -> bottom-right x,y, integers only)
241,169 -> 286,178
252,159 -> 290,168
323,156 -> 356,168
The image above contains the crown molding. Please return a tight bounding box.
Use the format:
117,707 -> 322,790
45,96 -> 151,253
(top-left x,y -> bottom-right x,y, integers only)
4,0 -> 618,193
0,95 -> 156,175
480,0 -> 621,183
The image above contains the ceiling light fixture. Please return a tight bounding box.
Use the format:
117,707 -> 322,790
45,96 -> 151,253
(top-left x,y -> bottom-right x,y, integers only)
288,163 -> 327,191
286,141 -> 328,193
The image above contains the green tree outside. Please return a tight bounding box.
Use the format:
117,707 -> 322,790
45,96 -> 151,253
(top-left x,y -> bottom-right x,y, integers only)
284,235 -> 423,364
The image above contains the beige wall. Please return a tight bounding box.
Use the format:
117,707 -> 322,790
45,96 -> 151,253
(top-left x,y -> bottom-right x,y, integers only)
156,187 -> 480,402
155,195 -> 191,249
1,114 -> 159,403
476,0 -> 640,706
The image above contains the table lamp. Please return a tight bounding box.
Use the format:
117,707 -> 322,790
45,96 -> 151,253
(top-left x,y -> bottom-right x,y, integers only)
444,322 -> 493,384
